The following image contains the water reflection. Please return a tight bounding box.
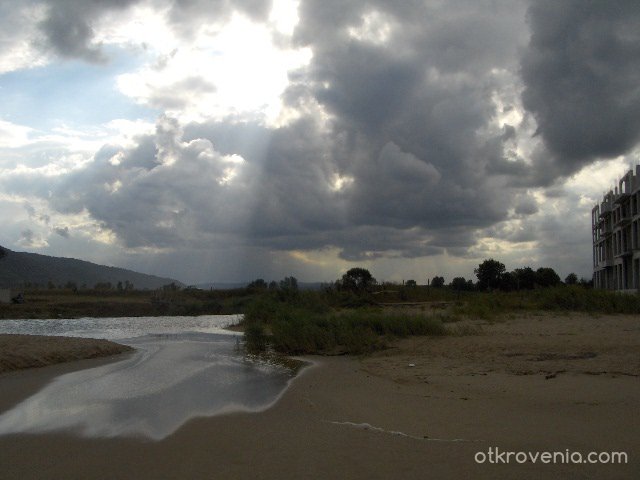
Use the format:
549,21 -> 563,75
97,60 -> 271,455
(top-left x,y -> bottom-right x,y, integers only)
0,319 -> 298,440
0,314 -> 243,340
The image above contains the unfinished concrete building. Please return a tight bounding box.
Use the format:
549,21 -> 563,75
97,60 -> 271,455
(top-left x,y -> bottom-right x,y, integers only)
592,166 -> 640,292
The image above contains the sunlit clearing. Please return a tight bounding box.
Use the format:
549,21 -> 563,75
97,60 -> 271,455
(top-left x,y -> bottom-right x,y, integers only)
329,174 -> 355,192
269,0 -> 301,35
348,10 -> 394,45
566,157 -> 633,199
117,11 -> 311,125
217,154 -> 245,185
94,5 -> 178,52
289,250 -> 328,266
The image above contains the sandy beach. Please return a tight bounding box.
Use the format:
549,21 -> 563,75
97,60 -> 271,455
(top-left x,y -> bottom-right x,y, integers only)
0,313 -> 638,479
0,334 -> 133,374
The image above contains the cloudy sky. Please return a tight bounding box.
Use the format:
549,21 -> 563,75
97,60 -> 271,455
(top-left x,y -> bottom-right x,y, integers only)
1,0 -> 639,284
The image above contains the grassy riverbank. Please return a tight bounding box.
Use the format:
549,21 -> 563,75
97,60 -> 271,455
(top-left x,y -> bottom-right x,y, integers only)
2,284 -> 639,357
0,288 -> 250,319
240,285 -> 640,355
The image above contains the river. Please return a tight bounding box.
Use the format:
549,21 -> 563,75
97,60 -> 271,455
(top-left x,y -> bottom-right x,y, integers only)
0,315 -> 298,440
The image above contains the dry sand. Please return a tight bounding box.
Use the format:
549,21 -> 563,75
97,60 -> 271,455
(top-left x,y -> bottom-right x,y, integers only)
0,334 -> 133,374
0,313 -> 638,479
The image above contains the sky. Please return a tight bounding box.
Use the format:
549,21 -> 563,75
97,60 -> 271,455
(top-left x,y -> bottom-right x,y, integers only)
1,0 -> 640,285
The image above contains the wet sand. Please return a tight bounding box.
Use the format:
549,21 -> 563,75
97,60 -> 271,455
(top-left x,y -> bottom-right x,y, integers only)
0,314 -> 638,479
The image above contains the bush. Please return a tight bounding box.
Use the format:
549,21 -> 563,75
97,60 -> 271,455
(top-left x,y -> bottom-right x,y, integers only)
241,294 -> 451,356
537,286 -> 640,314
244,321 -> 268,353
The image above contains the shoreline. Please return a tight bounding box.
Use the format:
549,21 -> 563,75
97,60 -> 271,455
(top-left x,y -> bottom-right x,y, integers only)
0,353 -> 134,414
0,334 -> 133,375
0,314 -> 638,479
0,313 -> 242,374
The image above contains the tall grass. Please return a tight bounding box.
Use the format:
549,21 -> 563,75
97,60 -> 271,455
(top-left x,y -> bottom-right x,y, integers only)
242,294 -> 449,355
241,286 -> 640,355
535,286 -> 640,314
450,286 -> 640,318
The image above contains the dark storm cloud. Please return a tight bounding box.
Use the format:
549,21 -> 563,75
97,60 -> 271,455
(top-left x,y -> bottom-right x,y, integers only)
166,0 -> 272,36
521,0 -> 640,173
24,203 -> 50,224
45,116 -> 259,249
36,0 -> 138,62
274,0 -> 530,256
33,0 -> 272,62
514,196 -> 538,216
9,0 -> 542,262
181,116 -> 504,259
53,226 -> 70,238
15,0 -> 635,270
17,229 -> 45,248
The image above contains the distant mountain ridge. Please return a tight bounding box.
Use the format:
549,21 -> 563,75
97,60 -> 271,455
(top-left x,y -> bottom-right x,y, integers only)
0,246 -> 182,290
195,281 -> 326,290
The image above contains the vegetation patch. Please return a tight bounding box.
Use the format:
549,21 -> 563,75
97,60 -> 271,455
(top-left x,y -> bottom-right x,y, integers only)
241,292 -> 451,356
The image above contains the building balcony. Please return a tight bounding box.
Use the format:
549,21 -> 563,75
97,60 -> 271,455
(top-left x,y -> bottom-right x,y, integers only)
595,259 -> 614,268
614,192 -> 631,204
615,215 -> 632,227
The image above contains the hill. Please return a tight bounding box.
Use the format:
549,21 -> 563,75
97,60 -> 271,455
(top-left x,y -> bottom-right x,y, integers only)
195,281 -> 326,290
0,246 -> 182,290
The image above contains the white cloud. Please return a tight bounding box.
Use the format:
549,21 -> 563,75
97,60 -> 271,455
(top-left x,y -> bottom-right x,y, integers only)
2,0 -> 639,285
0,120 -> 34,148
116,12 -> 311,124
347,10 -> 395,45
269,0 -> 301,36
0,2 -> 48,73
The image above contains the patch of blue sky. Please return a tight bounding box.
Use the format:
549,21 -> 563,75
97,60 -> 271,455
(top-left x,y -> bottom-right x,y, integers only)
0,46 -> 158,132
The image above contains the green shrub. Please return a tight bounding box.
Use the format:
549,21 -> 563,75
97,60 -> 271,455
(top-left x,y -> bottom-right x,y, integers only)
244,321 -> 268,353
240,291 -> 454,355
537,286 -> 640,313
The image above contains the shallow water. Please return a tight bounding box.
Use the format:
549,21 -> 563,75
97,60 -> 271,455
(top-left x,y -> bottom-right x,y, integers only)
0,316 -> 297,440
0,314 -> 242,340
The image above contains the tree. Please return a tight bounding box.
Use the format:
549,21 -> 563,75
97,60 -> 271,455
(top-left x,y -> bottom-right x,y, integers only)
405,279 -> 417,288
279,276 -> 298,292
450,277 -> 471,291
474,259 -> 506,291
430,276 -> 445,288
535,267 -> 561,287
564,273 -> 578,285
499,271 -> 517,291
513,267 -> 536,290
247,278 -> 268,291
340,267 -> 376,293
579,277 -> 593,288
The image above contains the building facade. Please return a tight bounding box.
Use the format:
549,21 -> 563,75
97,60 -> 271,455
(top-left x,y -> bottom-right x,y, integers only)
592,166 -> 640,292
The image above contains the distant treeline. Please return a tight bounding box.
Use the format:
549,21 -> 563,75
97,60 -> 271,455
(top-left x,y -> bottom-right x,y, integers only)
245,260 -> 591,296
239,261 -> 635,356
18,280 -> 174,292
